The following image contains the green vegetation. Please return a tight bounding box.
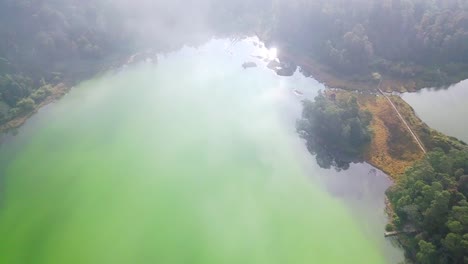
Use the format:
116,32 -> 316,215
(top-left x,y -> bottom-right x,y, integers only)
257,0 -> 468,89
0,0 -> 126,127
297,92 -> 372,170
387,149 -> 468,263
0,74 -> 33,107
0,73 -> 54,124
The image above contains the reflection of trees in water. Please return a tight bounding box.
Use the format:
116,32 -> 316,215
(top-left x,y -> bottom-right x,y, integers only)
304,139 -> 352,171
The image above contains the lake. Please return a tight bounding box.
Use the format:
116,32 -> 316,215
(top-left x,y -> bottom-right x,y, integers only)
402,79 -> 468,143
0,38 -> 403,263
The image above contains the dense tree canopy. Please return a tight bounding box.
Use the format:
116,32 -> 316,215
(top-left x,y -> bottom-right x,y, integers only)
0,0 -> 127,124
260,0 -> 468,83
297,92 -> 372,170
387,149 -> 468,263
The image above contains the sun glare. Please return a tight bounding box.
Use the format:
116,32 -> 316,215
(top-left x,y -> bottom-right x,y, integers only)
268,47 -> 278,60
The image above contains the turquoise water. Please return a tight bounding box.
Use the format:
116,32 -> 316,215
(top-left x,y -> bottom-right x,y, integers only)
0,39 -> 401,263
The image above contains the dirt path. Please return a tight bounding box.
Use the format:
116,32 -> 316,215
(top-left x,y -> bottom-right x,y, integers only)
377,81 -> 426,154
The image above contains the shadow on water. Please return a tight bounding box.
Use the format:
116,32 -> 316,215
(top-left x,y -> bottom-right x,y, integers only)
302,141 -> 354,171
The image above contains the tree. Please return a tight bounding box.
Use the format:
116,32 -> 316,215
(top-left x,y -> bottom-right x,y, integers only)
297,92 -> 372,170
416,240 -> 436,264
388,149 -> 468,263
442,233 -> 465,262
16,97 -> 35,114
0,74 -> 33,107
446,220 -> 463,234
342,24 -> 374,67
30,85 -> 52,102
459,175 -> 468,196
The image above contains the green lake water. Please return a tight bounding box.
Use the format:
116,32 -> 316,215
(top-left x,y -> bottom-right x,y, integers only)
0,38 -> 402,263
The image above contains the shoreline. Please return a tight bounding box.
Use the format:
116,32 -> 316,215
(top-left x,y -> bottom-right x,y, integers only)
259,42 -> 467,179
0,50 -> 156,135
316,84 -> 464,179
1,38 -> 463,181
2,38 -> 463,174
2,38 -> 463,172
258,31 -> 468,94
0,83 -> 70,134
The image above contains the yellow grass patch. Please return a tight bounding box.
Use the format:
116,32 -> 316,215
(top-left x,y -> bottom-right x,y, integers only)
358,94 -> 424,179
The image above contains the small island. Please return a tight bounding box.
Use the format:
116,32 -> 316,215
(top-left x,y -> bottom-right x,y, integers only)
297,91 -> 372,170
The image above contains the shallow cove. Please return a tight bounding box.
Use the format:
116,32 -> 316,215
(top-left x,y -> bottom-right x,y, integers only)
0,39 -> 401,263
402,79 -> 468,143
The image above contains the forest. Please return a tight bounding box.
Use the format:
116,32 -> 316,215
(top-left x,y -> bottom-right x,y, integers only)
387,149 -> 468,263
258,0 -> 468,89
0,0 -> 124,125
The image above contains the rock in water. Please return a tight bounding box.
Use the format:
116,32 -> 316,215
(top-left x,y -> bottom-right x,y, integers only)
242,61 -> 257,69
276,64 -> 297,76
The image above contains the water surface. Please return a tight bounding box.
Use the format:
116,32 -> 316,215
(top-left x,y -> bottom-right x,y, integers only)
402,80 -> 468,142
0,38 -> 401,263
